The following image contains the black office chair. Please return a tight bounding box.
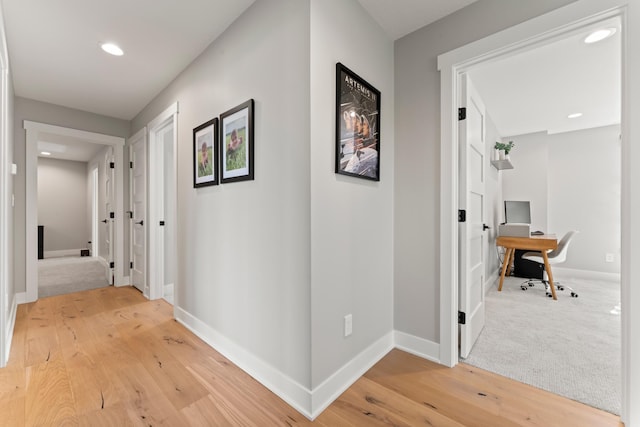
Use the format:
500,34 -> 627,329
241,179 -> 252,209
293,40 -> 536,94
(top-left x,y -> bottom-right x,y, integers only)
520,230 -> 579,298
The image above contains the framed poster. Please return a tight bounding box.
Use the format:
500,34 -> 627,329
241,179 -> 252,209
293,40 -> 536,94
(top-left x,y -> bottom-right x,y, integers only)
220,99 -> 254,184
193,118 -> 219,187
335,62 -> 381,181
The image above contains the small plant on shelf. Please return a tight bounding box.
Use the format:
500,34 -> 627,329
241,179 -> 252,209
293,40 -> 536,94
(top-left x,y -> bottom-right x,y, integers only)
494,141 -> 514,154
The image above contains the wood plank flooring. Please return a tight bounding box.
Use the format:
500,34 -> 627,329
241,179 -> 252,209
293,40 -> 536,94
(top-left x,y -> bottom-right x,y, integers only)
0,286 -> 622,426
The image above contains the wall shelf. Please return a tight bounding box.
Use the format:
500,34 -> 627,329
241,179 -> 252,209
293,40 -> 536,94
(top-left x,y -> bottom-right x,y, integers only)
491,159 -> 514,170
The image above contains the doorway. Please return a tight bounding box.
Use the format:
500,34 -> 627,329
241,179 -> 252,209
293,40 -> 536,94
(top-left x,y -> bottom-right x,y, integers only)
438,1 -> 631,422
22,121 -> 126,303
146,103 -> 178,303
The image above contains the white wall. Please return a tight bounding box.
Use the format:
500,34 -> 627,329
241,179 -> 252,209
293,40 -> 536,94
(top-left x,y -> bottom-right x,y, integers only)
37,157 -> 89,253
310,0 -> 394,389
485,112 -> 502,284
502,132 -> 549,232
131,0 -> 312,395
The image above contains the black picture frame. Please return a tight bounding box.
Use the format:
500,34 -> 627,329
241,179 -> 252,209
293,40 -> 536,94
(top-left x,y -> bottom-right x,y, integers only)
220,99 -> 254,184
335,63 -> 381,181
193,118 -> 219,188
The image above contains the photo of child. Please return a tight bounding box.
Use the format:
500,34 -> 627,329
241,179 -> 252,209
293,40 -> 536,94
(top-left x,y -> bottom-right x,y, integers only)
193,118 -> 218,187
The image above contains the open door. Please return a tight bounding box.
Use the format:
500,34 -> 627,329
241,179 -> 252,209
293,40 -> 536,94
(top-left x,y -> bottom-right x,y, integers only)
458,74 -> 487,358
129,130 -> 146,294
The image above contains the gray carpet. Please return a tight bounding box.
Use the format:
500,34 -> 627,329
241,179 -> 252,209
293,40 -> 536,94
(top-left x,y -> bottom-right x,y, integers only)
38,256 -> 110,297
463,274 -> 621,415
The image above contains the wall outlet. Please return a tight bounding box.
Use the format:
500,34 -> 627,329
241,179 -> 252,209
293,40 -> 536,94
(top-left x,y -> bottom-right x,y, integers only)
606,253 -> 615,263
344,314 -> 353,337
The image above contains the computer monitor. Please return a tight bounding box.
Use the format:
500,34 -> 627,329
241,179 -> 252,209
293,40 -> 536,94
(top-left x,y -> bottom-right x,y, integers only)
504,200 -> 531,224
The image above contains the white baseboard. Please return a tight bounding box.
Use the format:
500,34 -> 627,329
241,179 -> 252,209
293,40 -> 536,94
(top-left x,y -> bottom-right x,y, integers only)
43,249 -> 83,258
116,276 -> 130,287
3,294 -> 17,365
552,267 -> 620,283
310,332 -> 394,419
485,269 -> 500,294
175,306 -> 394,420
393,330 -> 440,363
174,306 -> 314,418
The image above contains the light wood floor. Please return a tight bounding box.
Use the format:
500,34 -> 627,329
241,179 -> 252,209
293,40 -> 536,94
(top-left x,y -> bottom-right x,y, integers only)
0,286 -> 622,426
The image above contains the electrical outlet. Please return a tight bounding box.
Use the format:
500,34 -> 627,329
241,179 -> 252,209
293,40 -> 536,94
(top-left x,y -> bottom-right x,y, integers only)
344,314 -> 353,337
606,253 -> 615,263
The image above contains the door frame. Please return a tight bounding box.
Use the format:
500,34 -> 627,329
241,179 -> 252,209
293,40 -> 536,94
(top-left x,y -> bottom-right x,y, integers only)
437,0 -> 634,423
91,166 -> 99,258
146,102 -> 178,301
22,121 -> 126,303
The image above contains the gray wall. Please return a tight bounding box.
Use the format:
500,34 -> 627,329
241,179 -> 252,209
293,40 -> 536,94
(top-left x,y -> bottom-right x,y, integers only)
310,0 -> 394,387
13,97 -> 129,293
393,0 -> 577,342
37,157 -> 89,253
131,0 -> 312,388
505,125 -> 620,274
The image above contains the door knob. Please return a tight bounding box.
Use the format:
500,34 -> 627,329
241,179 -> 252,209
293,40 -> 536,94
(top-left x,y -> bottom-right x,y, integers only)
483,224 -> 490,231
135,220 -> 144,226
101,219 -> 108,224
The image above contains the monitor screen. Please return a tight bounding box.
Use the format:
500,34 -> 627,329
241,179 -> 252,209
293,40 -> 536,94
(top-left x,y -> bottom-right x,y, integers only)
504,200 -> 531,224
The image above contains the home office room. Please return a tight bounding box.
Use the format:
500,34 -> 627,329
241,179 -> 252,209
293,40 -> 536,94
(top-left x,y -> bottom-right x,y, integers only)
458,17 -> 621,415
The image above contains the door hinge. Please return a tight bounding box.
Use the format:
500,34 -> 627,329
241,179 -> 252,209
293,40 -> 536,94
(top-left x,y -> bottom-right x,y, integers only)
130,261 -> 133,269
110,211 -> 115,219
130,161 -> 133,168
458,209 -> 466,222
458,107 -> 467,120
110,162 -> 115,169
110,261 -> 115,269
127,210 -> 133,219
458,311 -> 466,325
159,220 -> 165,226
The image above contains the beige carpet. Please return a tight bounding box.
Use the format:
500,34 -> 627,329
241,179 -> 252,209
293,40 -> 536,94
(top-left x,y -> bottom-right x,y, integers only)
463,274 -> 621,415
38,256 -> 110,297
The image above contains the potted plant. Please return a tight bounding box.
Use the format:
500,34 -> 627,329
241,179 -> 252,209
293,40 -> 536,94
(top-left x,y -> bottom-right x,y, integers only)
494,141 -> 514,160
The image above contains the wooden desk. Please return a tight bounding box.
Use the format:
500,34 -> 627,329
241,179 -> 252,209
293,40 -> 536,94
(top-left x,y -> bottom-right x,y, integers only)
496,234 -> 559,300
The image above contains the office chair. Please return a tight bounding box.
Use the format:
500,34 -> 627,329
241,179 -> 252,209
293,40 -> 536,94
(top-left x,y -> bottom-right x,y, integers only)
520,230 -> 579,298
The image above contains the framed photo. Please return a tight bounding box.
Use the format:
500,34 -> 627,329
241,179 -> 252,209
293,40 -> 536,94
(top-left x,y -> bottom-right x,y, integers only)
220,99 -> 254,184
193,118 -> 219,188
335,63 -> 381,181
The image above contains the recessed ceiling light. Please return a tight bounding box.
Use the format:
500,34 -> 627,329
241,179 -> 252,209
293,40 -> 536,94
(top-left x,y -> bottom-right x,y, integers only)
100,42 -> 124,56
584,28 -> 617,44
568,113 -> 583,119
40,151 -> 51,156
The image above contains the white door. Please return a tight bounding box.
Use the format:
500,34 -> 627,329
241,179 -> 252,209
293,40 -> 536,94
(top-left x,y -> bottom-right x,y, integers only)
104,147 -> 115,285
130,132 -> 146,293
458,74 -> 487,358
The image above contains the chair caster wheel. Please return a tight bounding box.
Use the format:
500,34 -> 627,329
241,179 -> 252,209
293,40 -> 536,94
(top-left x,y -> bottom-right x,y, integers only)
521,286 -> 527,291
547,293 -> 552,298
571,293 -> 578,298
529,283 -> 534,287
558,286 -> 565,291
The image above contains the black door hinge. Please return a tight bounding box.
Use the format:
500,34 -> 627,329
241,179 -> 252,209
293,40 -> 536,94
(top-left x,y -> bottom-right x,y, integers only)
130,161 -> 133,168
130,261 -> 133,269
127,211 -> 133,219
458,210 -> 466,222
159,221 -> 165,226
110,211 -> 115,219
110,261 -> 115,269
458,107 -> 467,120
458,311 -> 466,325
110,162 -> 115,169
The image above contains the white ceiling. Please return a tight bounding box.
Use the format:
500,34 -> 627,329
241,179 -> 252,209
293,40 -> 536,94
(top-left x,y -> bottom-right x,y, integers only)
37,132 -> 105,162
469,17 -> 621,137
3,0 -> 617,161
2,0 -> 255,121
357,0 -> 478,40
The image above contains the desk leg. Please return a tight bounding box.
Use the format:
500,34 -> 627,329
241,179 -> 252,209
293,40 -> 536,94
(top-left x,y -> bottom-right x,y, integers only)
542,251 -> 558,300
498,248 -> 512,292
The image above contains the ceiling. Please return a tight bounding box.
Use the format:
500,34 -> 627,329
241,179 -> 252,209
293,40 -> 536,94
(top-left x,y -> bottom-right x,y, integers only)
37,132 -> 106,163
469,17 -> 621,137
2,0 -> 618,161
